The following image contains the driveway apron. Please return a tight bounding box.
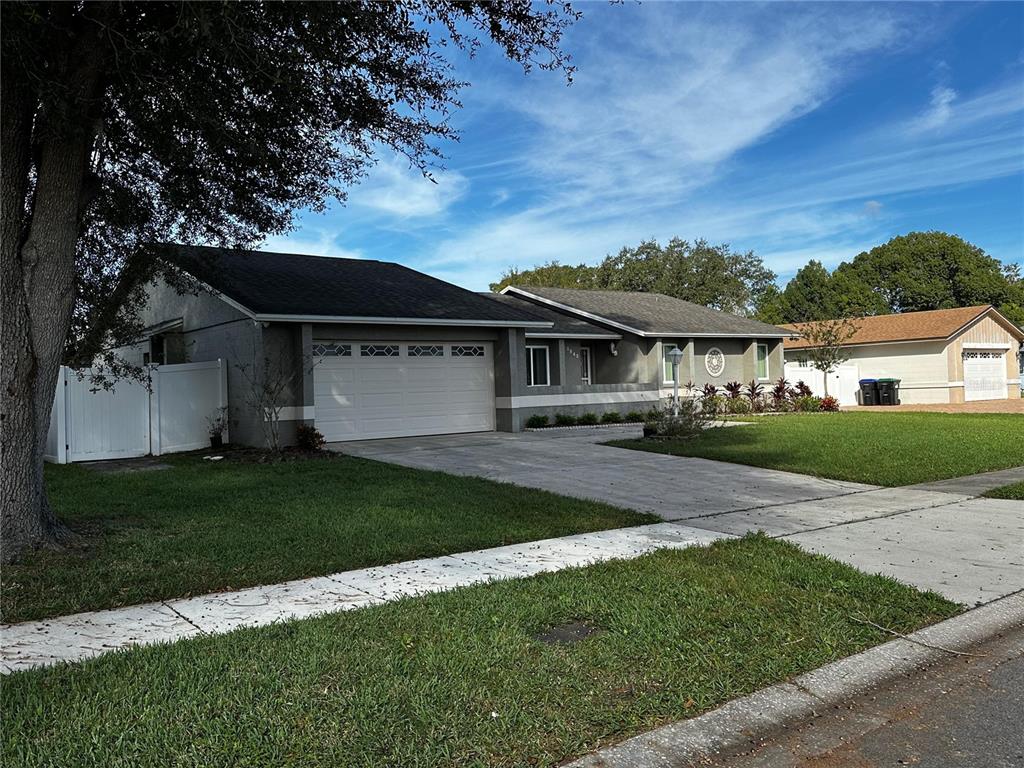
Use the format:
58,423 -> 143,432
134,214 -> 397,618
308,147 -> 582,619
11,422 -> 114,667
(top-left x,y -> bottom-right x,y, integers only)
334,427 -> 1024,605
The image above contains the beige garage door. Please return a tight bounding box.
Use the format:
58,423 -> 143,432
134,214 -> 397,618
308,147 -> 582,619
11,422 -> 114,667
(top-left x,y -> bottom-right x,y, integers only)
963,350 -> 1007,401
313,341 -> 495,441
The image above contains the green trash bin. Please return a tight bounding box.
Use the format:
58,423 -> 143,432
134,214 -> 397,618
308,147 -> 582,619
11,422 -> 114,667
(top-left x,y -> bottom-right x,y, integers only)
877,378 -> 900,406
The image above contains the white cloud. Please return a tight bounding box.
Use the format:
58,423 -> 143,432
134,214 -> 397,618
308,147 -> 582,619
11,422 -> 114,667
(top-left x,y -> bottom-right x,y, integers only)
260,230 -> 362,260
916,84 -> 958,130
351,156 -> 469,218
862,200 -> 884,217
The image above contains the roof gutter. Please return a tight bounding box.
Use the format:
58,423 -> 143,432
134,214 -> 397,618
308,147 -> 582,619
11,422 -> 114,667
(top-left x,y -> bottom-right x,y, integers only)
252,313 -> 554,328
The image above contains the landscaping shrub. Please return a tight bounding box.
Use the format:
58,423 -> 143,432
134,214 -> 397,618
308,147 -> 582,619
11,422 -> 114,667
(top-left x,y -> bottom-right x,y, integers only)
723,381 -> 744,399
792,395 -> 822,412
793,380 -> 813,397
645,399 -> 714,438
744,379 -> 765,403
600,411 -> 622,424
554,413 -> 578,427
525,414 -> 549,429
577,412 -> 599,425
820,395 -> 840,412
725,397 -> 752,415
624,411 -> 645,423
701,383 -> 718,398
701,393 -> 725,415
296,424 -> 326,451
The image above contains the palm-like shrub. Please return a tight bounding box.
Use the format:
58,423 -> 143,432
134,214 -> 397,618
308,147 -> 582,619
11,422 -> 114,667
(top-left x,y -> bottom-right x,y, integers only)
724,381 -> 744,399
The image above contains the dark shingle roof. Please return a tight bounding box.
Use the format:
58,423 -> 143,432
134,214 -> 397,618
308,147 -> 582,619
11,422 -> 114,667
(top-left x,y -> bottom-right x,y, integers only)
479,293 -> 620,338
505,286 -> 789,337
155,244 -> 550,325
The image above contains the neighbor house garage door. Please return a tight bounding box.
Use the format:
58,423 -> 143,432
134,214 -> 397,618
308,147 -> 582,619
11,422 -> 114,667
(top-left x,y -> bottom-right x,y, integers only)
313,341 -> 495,441
963,350 -> 1007,401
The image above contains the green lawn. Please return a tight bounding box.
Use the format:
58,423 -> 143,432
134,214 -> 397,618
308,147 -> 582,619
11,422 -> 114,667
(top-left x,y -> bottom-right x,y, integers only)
983,481 -> 1024,500
2,455 -> 653,624
2,536 -> 957,768
608,413 -> 1024,486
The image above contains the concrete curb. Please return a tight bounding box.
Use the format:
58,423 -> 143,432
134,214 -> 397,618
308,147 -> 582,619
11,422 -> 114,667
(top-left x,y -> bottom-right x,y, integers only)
566,590 -> 1024,768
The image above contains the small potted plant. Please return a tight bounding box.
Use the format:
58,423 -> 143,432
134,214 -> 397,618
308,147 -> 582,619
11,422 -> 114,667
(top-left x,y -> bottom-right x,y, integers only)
207,407 -> 228,449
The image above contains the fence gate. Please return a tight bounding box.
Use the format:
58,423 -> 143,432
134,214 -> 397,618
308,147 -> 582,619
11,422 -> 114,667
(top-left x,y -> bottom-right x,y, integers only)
45,360 -> 227,464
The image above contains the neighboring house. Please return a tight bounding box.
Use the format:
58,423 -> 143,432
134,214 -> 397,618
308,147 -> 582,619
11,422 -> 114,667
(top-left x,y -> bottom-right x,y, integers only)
783,305 -> 1024,404
133,245 -> 788,445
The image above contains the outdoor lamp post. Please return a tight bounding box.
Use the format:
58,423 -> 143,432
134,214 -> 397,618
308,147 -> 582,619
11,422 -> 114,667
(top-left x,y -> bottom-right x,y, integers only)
668,345 -> 685,415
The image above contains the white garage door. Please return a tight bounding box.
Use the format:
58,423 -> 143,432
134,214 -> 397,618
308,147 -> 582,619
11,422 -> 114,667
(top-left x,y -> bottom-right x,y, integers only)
963,350 -> 1007,401
313,341 -> 495,441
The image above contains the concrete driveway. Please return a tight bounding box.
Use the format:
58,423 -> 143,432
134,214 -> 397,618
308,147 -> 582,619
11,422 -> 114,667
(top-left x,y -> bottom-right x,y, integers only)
335,425 -> 873,520
335,426 -> 1024,605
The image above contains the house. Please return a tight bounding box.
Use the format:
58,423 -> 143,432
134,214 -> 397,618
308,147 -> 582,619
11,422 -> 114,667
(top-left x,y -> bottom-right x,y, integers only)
133,245 -> 789,445
783,305 -> 1024,404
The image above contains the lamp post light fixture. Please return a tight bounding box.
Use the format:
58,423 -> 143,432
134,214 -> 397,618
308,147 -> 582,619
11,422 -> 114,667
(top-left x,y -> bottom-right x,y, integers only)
668,345 -> 685,416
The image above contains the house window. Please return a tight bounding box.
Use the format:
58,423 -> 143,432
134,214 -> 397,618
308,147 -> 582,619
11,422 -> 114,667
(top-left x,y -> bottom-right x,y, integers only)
663,342 -> 682,383
361,344 -> 399,357
526,345 -> 550,387
150,335 -> 166,366
580,346 -> 592,385
756,343 -> 770,380
452,345 -> 485,357
312,343 -> 351,357
408,344 -> 443,357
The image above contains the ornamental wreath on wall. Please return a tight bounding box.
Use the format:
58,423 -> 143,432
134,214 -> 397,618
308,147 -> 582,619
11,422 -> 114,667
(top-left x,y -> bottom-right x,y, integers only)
705,347 -> 725,377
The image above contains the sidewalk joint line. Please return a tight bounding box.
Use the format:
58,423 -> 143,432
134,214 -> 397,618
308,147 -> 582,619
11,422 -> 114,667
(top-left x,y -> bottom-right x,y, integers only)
161,601 -> 207,635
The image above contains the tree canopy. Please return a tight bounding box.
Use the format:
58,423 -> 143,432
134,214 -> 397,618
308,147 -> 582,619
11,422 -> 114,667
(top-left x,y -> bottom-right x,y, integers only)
2,0 -> 580,561
491,238 -> 777,317
756,232 -> 1024,325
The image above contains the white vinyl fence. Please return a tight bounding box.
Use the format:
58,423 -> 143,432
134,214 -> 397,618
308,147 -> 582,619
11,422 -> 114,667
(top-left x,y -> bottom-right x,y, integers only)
783,362 -> 860,407
45,360 -> 228,464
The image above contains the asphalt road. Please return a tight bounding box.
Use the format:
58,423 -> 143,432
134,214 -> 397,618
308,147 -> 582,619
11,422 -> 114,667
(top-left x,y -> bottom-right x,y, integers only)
706,624 -> 1024,768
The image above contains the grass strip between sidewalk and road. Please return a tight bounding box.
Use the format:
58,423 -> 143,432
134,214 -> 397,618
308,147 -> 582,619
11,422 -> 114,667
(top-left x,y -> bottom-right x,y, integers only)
3,535 -> 958,768
607,412 -> 1024,486
2,454 -> 654,624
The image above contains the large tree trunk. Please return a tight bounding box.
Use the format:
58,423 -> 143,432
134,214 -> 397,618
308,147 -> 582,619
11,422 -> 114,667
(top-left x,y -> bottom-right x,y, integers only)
1,23 -> 106,565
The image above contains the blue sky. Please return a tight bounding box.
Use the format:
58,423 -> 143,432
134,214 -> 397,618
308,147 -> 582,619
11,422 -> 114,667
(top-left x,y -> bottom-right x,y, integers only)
264,1 -> 1024,290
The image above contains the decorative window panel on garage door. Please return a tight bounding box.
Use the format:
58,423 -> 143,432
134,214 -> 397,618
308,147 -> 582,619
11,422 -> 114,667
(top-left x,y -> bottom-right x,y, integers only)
963,350 -> 1007,401
312,341 -> 495,441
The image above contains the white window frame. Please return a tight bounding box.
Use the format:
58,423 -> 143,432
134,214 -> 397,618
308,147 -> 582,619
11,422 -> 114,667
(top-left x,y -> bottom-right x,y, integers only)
526,345 -> 550,387
580,346 -> 592,385
662,341 -> 681,384
756,343 -> 770,380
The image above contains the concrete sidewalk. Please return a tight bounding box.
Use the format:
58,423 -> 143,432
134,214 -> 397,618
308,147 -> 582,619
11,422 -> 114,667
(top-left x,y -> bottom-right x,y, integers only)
910,464 -> 1024,496
1,522 -> 726,674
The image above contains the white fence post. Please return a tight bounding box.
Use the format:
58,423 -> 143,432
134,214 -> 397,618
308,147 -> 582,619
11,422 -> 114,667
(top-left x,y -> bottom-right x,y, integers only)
149,365 -> 162,456
56,366 -> 69,464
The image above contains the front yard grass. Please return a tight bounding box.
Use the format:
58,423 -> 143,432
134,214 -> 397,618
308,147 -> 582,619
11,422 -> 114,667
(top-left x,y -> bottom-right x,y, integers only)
983,481 -> 1024,500
2,535 -> 958,768
2,454 -> 653,624
608,413 -> 1024,486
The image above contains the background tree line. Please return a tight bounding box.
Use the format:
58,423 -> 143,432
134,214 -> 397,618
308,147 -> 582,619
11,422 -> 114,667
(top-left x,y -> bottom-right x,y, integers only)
491,231 -> 1024,326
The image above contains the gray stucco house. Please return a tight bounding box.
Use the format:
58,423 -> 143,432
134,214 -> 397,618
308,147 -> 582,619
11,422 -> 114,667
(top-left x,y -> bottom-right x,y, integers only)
133,245 -> 788,445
